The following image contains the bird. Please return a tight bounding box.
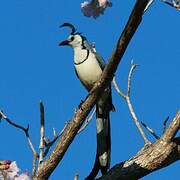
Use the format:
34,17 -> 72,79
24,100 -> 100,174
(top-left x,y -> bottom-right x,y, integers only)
59,23 -> 114,179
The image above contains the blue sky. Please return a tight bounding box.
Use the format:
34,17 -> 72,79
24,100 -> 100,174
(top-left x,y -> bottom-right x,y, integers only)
0,0 -> 179,179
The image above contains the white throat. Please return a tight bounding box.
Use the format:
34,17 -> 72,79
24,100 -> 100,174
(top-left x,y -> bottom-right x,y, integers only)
73,46 -> 89,65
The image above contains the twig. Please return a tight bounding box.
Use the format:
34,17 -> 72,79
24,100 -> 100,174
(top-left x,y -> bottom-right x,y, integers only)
43,123 -> 68,157
127,63 -> 137,97
74,173 -> 79,180
113,63 -> 150,144
0,111 -> 38,155
162,111 -> 180,143
163,116 -> 169,134
126,96 -> 149,144
53,128 -> 57,137
161,0 -> 180,10
38,102 -> 45,170
78,108 -> 96,133
0,111 -> 29,133
141,121 -> 159,139
0,110 -> 39,176
112,77 -> 126,99
144,0 -> 155,12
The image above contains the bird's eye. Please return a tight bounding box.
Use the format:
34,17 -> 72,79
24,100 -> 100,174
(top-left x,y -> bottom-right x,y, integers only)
70,36 -> 74,41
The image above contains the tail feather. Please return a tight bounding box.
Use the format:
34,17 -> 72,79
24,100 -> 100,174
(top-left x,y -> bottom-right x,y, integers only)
85,108 -> 111,180
85,87 -> 112,179
96,105 -> 111,175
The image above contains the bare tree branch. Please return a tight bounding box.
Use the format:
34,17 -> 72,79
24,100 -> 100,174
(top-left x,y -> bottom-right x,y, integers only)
144,0 -> 155,12
78,108 -> 96,133
52,128 -> 57,137
0,111 -> 38,157
113,63 -> 150,144
32,157 -> 38,177
43,123 -> 68,158
0,110 -> 39,177
126,64 -> 149,143
97,111 -> 180,180
127,62 -> 137,96
141,121 -> 160,139
163,116 -> 169,134
162,111 -> 180,142
74,173 -> 79,180
36,1 -> 155,179
0,110 -> 29,133
38,102 -> 45,170
162,0 -> 180,10
112,77 -> 126,99
126,95 -> 149,144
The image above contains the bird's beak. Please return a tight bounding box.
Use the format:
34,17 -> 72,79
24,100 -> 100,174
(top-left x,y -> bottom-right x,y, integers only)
59,40 -> 70,46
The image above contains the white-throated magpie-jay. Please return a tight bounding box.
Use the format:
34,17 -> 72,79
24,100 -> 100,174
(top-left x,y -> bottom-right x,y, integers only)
59,23 -> 114,179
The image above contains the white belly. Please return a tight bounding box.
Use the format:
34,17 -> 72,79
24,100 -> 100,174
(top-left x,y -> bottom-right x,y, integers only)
75,53 -> 102,90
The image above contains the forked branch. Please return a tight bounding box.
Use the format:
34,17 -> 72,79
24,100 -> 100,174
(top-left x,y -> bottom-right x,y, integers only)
78,108 -> 96,133
141,121 -> 160,139
0,110 -> 38,176
113,63 -> 150,144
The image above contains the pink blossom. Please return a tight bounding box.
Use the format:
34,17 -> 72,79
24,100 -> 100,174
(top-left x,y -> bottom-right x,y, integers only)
81,0 -> 112,18
98,0 -> 110,7
5,161 -> 19,179
0,161 -> 31,180
15,172 -> 30,180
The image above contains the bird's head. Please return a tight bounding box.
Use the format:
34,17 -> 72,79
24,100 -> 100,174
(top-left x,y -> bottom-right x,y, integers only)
59,23 -> 86,48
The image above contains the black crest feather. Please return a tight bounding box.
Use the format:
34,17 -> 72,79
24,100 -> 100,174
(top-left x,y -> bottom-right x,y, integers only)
60,23 -> 76,35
